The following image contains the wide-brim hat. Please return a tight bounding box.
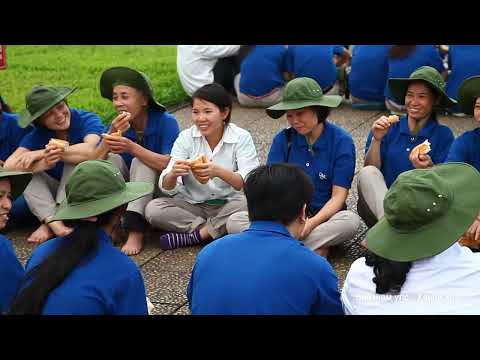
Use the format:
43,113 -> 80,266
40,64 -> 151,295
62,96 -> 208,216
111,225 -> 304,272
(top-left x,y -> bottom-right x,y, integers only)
266,77 -> 342,119
18,85 -> 76,128
457,76 -> 480,115
49,160 -> 153,222
388,66 -> 456,109
365,162 -> 480,262
99,66 -> 166,113
0,167 -> 32,200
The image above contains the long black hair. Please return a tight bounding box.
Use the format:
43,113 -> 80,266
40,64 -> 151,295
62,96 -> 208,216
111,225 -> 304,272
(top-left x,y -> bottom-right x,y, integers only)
364,251 -> 412,295
7,209 -> 118,315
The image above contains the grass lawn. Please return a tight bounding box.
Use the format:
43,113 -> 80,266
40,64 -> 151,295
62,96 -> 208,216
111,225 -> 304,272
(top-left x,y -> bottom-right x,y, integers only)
0,45 -> 190,124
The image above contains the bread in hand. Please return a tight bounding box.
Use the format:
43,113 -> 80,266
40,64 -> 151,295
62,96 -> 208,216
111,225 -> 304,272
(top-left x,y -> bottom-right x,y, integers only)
410,139 -> 431,159
190,154 -> 209,184
387,115 -> 400,124
459,234 -> 480,249
48,138 -> 69,151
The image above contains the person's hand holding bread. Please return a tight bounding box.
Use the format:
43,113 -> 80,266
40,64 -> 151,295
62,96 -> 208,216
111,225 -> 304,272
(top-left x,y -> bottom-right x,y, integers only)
371,115 -> 399,141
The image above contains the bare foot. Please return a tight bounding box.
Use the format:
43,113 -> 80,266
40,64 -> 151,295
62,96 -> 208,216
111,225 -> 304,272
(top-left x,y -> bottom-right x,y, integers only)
27,224 -> 55,244
48,221 -> 74,237
121,231 -> 144,256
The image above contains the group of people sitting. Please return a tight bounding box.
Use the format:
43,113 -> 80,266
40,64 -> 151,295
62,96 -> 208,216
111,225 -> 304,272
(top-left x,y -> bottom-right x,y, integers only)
1,57 -> 480,314
177,45 -> 480,116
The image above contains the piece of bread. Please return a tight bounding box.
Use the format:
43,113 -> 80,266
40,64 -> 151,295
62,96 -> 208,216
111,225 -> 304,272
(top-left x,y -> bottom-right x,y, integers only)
459,234 -> 480,249
48,138 -> 69,151
111,130 -> 122,137
190,154 -> 209,184
387,115 -> 400,124
410,139 -> 431,159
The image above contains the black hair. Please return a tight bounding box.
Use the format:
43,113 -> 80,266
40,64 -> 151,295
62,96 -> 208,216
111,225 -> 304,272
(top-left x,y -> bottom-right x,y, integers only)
244,163 -> 314,226
364,251 -> 412,295
7,208 -> 118,315
191,83 -> 233,124
0,96 -> 12,113
388,45 -> 416,59
238,45 -> 255,64
310,106 -> 331,124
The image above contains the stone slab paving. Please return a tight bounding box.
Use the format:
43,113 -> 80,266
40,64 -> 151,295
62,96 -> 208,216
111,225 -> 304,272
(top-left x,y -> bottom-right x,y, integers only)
6,101 -> 472,314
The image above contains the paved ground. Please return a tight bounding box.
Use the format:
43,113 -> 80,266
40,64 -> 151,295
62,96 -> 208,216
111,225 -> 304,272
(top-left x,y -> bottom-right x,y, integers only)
6,100 -> 477,314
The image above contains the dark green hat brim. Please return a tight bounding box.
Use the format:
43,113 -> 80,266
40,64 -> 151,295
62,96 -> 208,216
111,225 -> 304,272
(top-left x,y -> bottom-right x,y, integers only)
457,76 -> 480,115
100,67 -> 166,113
0,170 -> 32,200
266,96 -> 342,119
18,87 -> 76,128
365,162 -> 480,262
388,78 -> 457,109
49,182 -> 153,222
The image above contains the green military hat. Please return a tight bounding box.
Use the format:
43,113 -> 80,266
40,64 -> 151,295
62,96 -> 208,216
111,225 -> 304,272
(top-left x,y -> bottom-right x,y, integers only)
365,162 -> 480,262
457,76 -> 480,115
266,77 -> 342,119
18,85 -> 76,128
99,66 -> 166,112
388,66 -> 456,109
49,160 -> 153,222
0,167 -> 32,200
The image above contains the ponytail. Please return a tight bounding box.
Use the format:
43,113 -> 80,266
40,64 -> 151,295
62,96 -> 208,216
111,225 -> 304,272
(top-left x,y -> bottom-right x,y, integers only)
7,210 -> 116,315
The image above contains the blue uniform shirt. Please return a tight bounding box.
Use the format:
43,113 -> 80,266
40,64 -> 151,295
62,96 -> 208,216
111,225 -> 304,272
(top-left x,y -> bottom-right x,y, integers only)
0,112 -> 33,161
385,45 -> 444,101
24,229 -> 147,315
239,45 -> 287,97
108,110 -> 180,169
349,45 -> 391,102
187,221 -> 343,315
267,121 -> 356,215
446,45 -> 480,101
445,128 -> 480,170
365,115 -> 454,187
19,109 -> 104,180
286,45 -> 345,90
0,235 -> 24,313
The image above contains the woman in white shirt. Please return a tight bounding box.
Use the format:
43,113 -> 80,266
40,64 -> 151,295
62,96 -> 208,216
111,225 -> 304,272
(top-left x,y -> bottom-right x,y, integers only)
341,163 -> 480,315
145,83 -> 259,249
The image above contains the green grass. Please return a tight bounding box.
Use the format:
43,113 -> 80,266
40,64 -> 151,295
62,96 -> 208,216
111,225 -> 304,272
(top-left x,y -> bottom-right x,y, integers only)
0,45 -> 190,124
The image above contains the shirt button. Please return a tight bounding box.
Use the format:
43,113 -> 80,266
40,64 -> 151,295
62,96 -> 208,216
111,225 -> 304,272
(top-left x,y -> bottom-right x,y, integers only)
406,148 -> 410,152
306,162 -> 310,167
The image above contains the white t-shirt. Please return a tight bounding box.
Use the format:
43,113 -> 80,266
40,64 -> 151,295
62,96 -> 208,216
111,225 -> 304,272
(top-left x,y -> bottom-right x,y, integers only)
177,45 -> 241,96
341,243 -> 480,315
159,123 -> 259,203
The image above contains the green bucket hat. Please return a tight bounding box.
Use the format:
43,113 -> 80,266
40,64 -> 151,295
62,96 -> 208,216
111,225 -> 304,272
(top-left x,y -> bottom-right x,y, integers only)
99,66 -> 166,113
457,76 -> 480,115
49,160 -> 153,222
365,162 -> 480,262
18,85 -> 76,128
266,77 -> 342,119
388,66 -> 457,109
0,167 -> 32,200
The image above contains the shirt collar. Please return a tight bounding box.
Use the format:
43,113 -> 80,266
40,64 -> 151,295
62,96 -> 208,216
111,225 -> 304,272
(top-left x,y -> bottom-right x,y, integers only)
143,110 -> 157,136
246,220 -> 296,240
295,120 -> 331,150
192,123 -> 240,143
399,114 -> 438,137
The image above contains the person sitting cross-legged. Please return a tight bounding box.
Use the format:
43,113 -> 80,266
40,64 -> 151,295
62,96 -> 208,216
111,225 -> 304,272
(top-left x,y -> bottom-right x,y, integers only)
188,163 -> 344,315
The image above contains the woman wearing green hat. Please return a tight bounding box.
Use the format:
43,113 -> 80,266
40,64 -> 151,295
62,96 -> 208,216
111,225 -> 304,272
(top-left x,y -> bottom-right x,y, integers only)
227,77 -> 360,258
358,66 -> 456,228
4,85 -> 105,244
445,76 -> 480,247
94,66 -> 180,256
342,163 -> 480,315
0,167 -> 31,314
7,160 -> 153,315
